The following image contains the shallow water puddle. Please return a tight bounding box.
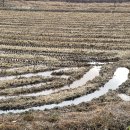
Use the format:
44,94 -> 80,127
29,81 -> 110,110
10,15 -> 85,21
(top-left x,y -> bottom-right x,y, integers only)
0,66 -> 101,99
0,68 -> 71,81
118,94 -> 130,101
0,62 -> 106,81
0,70 -> 52,81
88,62 -> 106,65
0,67 -> 129,114
19,66 -> 101,97
14,83 -> 46,89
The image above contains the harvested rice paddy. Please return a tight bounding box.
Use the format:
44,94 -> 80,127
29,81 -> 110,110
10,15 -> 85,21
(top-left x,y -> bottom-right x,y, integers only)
0,1 -> 130,130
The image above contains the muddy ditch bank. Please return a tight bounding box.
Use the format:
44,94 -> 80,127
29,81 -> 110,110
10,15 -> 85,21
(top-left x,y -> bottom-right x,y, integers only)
0,61 -> 127,113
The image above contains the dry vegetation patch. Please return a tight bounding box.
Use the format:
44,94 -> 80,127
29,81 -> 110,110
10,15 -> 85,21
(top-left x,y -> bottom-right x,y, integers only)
0,1 -> 130,129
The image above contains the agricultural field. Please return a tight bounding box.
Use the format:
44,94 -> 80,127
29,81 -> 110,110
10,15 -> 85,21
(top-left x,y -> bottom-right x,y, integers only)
0,1 -> 130,130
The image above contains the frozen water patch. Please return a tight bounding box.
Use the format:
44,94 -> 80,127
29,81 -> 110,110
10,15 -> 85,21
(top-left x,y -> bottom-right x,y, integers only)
118,94 -> 130,101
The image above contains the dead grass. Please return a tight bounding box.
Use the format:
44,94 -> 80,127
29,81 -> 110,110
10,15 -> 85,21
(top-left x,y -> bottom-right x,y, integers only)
23,113 -> 34,121
0,123 -> 20,130
0,1 -> 129,129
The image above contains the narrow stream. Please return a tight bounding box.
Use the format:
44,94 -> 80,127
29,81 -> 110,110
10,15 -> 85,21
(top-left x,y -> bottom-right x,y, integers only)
0,67 -> 129,114
0,66 -> 101,99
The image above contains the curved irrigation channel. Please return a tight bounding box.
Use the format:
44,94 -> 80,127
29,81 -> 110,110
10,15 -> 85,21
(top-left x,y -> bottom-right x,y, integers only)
0,62 -> 106,81
0,66 -> 101,99
0,67 -> 71,81
0,67 -> 129,114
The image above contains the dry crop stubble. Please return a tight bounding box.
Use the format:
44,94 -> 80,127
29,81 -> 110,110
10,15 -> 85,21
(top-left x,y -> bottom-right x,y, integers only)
0,1 -> 130,129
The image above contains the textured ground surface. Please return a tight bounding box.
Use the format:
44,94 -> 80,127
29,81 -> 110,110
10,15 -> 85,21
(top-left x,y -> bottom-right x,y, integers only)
0,1 -> 130,130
